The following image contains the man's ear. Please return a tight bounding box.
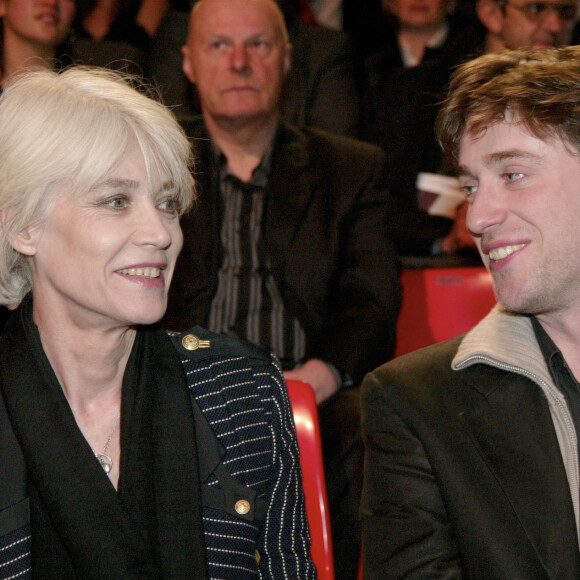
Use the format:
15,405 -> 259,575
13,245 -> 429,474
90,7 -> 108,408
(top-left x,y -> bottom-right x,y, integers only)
283,42 -> 292,78
476,0 -> 505,35
182,45 -> 196,84
1,209 -> 39,257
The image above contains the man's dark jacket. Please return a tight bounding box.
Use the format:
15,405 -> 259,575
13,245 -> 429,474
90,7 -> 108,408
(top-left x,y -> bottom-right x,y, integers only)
361,311 -> 580,579
164,117 -> 401,385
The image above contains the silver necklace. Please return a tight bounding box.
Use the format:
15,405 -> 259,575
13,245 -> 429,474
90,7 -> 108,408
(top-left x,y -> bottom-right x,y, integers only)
93,418 -> 119,474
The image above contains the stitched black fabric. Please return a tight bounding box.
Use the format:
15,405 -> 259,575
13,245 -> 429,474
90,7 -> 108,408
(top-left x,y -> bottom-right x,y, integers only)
0,296 -> 207,579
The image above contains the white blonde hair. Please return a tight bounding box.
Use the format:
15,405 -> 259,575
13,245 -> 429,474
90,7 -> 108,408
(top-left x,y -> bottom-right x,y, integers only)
0,66 -> 196,308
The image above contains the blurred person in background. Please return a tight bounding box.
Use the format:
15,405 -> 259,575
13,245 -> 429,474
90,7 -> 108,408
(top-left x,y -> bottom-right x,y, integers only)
0,0 -> 75,86
360,0 -> 480,257
475,0 -> 578,51
71,0 -> 170,76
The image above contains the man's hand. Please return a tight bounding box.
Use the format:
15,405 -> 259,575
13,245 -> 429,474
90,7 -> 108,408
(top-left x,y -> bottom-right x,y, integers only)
283,359 -> 339,404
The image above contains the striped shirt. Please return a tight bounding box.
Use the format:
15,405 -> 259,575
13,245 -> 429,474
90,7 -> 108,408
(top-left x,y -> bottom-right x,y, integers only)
208,151 -> 306,370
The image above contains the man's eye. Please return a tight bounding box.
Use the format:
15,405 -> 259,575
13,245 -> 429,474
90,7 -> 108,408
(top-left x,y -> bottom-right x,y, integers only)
526,2 -> 545,13
248,39 -> 272,52
210,40 -> 228,50
505,172 -> 524,182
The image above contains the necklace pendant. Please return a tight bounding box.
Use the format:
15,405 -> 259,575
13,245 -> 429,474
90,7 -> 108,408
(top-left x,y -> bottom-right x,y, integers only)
96,453 -> 113,474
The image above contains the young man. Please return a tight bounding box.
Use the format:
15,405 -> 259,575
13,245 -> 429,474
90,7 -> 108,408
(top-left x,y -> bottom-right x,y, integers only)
162,0 -> 400,577
361,47 -> 580,579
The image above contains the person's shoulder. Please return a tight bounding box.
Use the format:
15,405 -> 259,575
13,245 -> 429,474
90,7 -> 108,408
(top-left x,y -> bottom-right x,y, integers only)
364,335 -> 463,392
362,336 -> 465,415
285,121 -> 385,161
179,115 -> 207,140
290,18 -> 353,53
443,15 -> 487,66
167,326 -> 271,365
178,116 -> 214,161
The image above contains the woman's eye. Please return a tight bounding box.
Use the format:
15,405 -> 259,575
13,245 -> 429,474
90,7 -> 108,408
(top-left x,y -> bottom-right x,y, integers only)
102,196 -> 127,209
158,197 -> 181,213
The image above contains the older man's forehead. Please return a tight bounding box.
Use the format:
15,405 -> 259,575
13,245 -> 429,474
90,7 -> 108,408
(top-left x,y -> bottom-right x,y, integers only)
191,0 -> 288,40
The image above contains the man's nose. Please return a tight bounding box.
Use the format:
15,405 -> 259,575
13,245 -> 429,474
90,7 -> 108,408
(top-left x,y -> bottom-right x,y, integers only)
542,6 -> 567,30
230,44 -> 250,73
466,187 -> 509,237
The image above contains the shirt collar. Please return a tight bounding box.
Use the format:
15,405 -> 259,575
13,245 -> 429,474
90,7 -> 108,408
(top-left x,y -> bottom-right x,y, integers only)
211,130 -> 276,188
399,22 -> 449,67
531,315 -> 570,383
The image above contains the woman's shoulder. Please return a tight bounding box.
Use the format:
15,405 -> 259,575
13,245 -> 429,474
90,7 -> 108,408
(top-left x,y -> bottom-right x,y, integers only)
165,326 -> 286,420
167,326 -> 272,365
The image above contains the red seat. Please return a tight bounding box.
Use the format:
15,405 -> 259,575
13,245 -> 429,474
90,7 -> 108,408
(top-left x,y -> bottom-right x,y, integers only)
351,267 -> 496,580
285,379 -> 335,580
394,266 -> 496,357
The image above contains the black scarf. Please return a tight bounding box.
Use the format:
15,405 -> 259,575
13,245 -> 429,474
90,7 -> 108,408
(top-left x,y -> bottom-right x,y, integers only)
0,296 -> 208,579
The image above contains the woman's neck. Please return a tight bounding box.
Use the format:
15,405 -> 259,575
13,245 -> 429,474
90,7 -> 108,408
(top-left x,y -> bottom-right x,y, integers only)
2,31 -> 55,86
33,302 -> 135,407
398,22 -> 447,65
33,305 -> 133,491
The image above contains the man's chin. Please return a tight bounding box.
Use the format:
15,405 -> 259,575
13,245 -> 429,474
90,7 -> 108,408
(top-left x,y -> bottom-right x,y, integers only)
215,109 -> 272,126
531,39 -> 557,50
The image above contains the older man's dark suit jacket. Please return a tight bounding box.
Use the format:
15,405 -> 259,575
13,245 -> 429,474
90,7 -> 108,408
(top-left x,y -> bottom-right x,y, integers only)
164,117 -> 400,580
164,117 -> 400,386
361,336 -> 580,579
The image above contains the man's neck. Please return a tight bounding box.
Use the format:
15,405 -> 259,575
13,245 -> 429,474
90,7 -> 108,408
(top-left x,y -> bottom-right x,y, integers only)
536,310 -> 580,380
399,22 -> 446,45
485,32 -> 507,54
204,113 -> 279,182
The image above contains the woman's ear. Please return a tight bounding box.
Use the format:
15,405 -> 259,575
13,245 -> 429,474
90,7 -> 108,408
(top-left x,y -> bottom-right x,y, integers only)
1,208 -> 39,257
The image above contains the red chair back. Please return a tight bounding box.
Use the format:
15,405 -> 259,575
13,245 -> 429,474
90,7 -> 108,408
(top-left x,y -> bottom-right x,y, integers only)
394,266 -> 496,357
285,379 -> 335,580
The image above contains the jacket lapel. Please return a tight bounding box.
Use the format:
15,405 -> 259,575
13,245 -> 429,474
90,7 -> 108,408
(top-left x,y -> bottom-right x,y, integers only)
457,364 -> 579,579
168,120 -> 224,328
179,335 -> 272,491
188,123 -> 223,282
0,376 -> 28,536
264,122 -> 319,274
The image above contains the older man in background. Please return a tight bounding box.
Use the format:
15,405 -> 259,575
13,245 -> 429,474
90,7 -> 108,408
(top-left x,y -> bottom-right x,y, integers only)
163,0 -> 401,577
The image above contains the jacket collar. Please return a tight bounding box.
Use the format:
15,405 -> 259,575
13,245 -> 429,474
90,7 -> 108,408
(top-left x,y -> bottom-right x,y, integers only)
192,117 -> 319,270
451,305 -> 580,558
452,305 -> 555,391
